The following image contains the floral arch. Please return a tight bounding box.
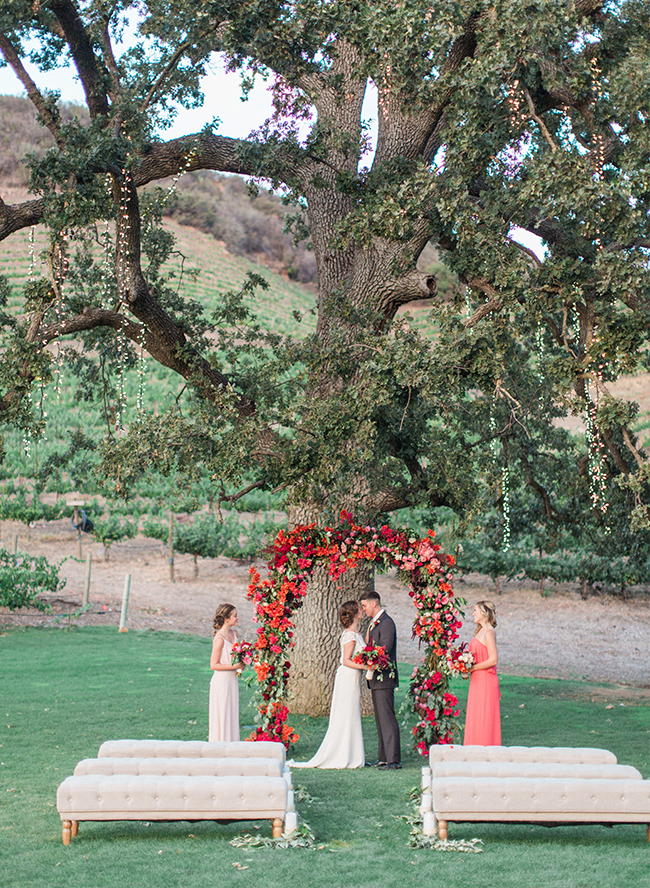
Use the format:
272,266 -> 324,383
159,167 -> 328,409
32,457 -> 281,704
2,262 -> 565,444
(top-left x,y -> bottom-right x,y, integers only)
245,511 -> 465,754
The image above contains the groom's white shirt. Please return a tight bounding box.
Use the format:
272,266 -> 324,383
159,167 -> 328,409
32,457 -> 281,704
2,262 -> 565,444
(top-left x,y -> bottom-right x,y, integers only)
370,608 -> 385,629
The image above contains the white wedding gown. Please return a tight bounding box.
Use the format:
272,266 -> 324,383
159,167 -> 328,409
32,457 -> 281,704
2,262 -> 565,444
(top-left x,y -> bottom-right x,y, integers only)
292,630 -> 365,769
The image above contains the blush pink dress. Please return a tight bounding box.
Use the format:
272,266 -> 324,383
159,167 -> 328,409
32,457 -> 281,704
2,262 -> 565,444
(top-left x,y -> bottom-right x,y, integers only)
463,637 -> 501,746
208,636 -> 240,742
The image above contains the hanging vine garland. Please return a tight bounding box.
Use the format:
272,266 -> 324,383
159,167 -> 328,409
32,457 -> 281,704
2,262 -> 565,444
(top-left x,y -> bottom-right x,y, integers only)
246,512 -> 464,752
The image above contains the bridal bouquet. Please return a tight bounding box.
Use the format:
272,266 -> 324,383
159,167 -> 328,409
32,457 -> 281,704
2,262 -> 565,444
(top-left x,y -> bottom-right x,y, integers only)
352,642 -> 396,681
232,640 -> 255,671
445,643 -> 474,678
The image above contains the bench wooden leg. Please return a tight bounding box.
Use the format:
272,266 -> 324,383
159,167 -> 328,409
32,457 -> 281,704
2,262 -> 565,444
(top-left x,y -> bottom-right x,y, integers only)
647,824 -> 650,843
62,821 -> 72,845
438,820 -> 448,841
71,821 -> 79,837
272,818 -> 283,838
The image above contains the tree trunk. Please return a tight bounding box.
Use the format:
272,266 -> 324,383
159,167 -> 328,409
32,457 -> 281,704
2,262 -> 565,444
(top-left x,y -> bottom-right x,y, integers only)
290,561 -> 376,716
287,499 -> 377,716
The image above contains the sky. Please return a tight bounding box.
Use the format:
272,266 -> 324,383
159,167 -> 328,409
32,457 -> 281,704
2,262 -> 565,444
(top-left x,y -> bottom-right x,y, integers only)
0,51 -> 276,140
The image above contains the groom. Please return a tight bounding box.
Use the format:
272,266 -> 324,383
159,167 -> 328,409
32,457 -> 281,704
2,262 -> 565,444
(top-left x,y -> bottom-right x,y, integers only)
360,591 -> 401,770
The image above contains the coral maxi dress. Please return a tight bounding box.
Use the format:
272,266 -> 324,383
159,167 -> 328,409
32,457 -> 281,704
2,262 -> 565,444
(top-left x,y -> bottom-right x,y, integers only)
463,637 -> 501,746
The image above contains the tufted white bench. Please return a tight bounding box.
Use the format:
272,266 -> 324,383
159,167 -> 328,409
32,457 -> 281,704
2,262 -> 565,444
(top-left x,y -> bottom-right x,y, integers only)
98,739 -> 286,767
56,773 -> 290,845
430,761 -> 642,781
77,755 -> 292,787
419,746 -> 649,841
429,745 -> 618,768
431,776 -> 650,841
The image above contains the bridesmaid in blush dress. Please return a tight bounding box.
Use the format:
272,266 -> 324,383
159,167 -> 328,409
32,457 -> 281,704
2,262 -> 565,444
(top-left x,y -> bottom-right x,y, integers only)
463,599 -> 501,746
209,603 -> 244,742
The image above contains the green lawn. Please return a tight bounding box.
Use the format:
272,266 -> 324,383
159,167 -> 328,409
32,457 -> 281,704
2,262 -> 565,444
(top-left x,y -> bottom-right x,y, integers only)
2,626 -> 649,888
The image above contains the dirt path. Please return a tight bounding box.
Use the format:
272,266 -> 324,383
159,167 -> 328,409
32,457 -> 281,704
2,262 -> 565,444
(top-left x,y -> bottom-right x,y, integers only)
2,519 -> 649,699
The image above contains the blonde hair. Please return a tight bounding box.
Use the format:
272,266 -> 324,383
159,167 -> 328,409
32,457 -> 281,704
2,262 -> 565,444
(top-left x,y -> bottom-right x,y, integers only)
213,603 -> 236,636
474,599 -> 497,635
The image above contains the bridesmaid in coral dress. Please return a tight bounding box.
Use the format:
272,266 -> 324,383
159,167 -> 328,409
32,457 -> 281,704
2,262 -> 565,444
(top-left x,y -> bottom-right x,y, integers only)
464,599 -> 501,746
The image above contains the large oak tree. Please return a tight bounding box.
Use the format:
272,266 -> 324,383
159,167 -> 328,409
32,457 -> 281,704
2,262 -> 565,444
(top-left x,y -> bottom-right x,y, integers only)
1,0 -> 650,711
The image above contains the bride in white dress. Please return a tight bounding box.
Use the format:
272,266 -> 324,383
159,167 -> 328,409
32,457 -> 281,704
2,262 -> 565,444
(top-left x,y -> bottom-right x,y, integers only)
292,600 -> 368,769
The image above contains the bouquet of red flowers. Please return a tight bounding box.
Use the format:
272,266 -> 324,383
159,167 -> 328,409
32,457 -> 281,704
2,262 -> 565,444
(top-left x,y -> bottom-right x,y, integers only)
445,643 -> 474,678
232,640 -> 255,667
352,642 -> 396,681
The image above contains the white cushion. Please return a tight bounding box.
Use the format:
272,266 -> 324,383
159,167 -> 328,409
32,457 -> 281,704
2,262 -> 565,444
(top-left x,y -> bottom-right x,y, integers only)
432,762 -> 641,781
98,739 -> 285,767
74,757 -> 283,779
429,745 -> 617,768
57,774 -> 287,820
432,776 -> 650,820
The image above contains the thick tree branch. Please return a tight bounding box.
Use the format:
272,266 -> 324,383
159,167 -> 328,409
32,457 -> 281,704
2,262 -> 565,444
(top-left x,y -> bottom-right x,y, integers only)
49,0 -> 110,118
0,196 -> 46,241
463,277 -> 502,327
375,14 -> 478,167
621,427 -> 647,469
0,32 -> 64,147
506,235 -> 543,268
99,17 -> 122,102
29,304 -> 256,418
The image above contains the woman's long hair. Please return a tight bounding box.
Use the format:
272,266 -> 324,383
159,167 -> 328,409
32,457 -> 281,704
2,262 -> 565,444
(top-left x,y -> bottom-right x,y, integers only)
213,603 -> 236,637
474,599 -> 497,635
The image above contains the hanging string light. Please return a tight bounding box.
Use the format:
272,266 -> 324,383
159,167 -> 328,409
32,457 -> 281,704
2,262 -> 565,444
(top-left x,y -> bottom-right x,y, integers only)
535,319 -> 545,385
584,387 -> 609,522
28,225 -> 35,280
102,213 -> 112,309
158,143 -> 199,210
589,57 -> 605,250
24,225 -> 38,461
506,78 -> 525,130
490,392 -> 511,552
52,230 -> 69,401
378,52 -> 391,121
136,325 -> 147,414
501,462 -> 511,552
115,169 -> 131,431
585,326 -> 610,526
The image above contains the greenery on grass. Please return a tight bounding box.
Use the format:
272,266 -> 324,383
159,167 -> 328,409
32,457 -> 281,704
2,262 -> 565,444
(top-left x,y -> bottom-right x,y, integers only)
0,548 -> 65,611
1,627 -> 649,888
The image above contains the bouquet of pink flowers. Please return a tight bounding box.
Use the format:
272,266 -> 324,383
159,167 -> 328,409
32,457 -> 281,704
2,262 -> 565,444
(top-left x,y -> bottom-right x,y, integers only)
232,640 -> 255,667
445,643 -> 475,678
352,642 -> 396,681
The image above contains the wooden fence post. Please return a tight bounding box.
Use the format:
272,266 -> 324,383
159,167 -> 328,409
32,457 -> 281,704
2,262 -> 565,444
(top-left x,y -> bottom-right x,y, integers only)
118,574 -> 131,633
168,512 -> 175,582
83,553 -> 92,607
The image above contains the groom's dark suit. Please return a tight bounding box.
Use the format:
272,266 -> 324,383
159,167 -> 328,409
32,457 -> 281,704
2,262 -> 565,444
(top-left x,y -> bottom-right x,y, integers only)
367,610 -> 401,765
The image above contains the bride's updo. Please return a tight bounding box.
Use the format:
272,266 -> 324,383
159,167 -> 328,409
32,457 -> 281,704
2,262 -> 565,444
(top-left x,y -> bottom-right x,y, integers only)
339,600 -> 360,629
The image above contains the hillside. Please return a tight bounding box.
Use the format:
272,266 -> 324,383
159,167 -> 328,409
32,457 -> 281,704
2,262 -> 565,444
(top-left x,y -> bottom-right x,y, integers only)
0,219 -> 318,338
0,94 -> 457,295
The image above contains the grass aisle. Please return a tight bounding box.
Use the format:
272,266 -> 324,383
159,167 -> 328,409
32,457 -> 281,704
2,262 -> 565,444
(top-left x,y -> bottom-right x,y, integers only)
2,627 -> 649,888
